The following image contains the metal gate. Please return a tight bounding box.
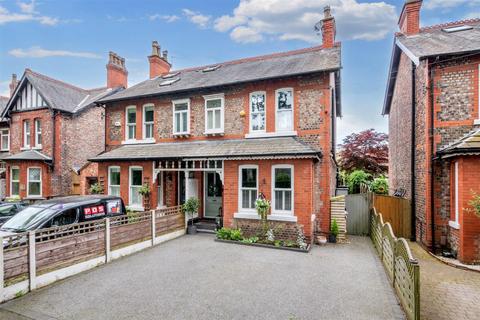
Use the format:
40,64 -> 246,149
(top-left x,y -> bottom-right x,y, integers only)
345,193 -> 370,235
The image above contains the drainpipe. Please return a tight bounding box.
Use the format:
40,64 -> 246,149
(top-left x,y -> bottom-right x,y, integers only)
51,110 -> 57,170
429,60 -> 437,252
410,62 -> 417,241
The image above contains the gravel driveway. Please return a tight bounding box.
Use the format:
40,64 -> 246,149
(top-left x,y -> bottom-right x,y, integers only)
0,234 -> 404,320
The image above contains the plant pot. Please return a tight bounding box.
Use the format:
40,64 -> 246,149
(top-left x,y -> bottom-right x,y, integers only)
316,235 -> 327,245
328,234 -> 337,243
187,225 -> 197,234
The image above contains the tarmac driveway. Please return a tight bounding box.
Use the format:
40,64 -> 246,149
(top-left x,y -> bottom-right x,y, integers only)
0,234 -> 404,320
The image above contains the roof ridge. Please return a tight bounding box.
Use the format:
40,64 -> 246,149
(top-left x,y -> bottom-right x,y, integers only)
172,44 -> 334,73
420,18 -> 480,33
25,68 -> 88,93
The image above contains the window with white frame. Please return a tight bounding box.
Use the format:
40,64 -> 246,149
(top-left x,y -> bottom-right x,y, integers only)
10,166 -> 19,197
276,88 -> 293,132
157,172 -> 164,208
239,165 -> 258,211
108,166 -> 121,196
173,99 -> 190,134
143,105 -> 154,139
1,129 -> 9,151
450,161 -> 460,228
249,92 -> 266,133
126,106 -> 136,140
129,167 -> 143,208
27,167 -> 42,197
34,118 -> 42,147
272,165 -> 293,214
204,94 -> 224,133
23,120 -> 31,148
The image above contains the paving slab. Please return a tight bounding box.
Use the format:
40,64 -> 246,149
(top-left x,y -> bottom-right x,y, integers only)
0,234 -> 404,320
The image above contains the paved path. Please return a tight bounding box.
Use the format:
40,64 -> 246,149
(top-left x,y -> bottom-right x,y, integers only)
410,243 -> 480,320
0,235 -> 404,320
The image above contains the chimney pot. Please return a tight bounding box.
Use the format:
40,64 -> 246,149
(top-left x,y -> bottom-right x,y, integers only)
162,50 -> 168,61
324,5 -> 331,19
148,41 -> 171,79
320,6 -> 336,49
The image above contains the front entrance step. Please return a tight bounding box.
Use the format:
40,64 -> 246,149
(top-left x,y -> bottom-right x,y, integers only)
194,220 -> 216,233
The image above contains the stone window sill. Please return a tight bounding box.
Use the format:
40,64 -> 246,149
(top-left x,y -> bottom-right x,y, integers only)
233,212 -> 297,223
127,205 -> 145,212
449,220 -> 460,230
122,139 -> 155,145
245,131 -> 297,139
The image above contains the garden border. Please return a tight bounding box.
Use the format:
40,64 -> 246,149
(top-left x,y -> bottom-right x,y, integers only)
214,238 -> 311,253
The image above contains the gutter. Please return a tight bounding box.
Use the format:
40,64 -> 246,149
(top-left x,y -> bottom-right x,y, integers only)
410,61 -> 417,241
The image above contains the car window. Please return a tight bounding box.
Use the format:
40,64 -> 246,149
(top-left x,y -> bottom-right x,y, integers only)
0,204 -> 16,217
1,206 -> 57,231
51,209 -> 79,227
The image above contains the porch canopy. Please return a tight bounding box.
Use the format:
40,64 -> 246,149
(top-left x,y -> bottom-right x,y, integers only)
437,129 -> 480,159
89,137 -> 321,181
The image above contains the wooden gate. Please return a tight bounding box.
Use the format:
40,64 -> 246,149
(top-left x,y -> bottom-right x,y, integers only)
345,193 -> 370,235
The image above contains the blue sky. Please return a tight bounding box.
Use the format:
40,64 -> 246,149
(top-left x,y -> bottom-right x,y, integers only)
0,0 -> 478,141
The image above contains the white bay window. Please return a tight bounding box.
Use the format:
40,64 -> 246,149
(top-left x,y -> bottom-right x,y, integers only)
239,165 -> 258,212
129,166 -> 143,209
27,167 -> 42,197
10,166 -> 19,197
108,166 -> 121,196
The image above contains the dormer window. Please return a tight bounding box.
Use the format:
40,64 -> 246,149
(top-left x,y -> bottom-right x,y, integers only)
249,92 -> 266,133
126,106 -> 136,140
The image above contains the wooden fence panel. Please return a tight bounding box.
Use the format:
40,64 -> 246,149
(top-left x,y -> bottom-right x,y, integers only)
3,246 -> 29,284
374,195 -> 411,239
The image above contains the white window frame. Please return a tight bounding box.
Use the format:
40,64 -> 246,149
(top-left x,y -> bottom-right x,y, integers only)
275,88 -> 294,132
172,98 -> 190,135
128,166 -> 143,210
1,129 -> 10,151
238,165 -> 259,213
125,106 -> 137,141
108,166 -> 121,196
27,167 -> 42,198
271,164 -> 294,216
23,120 -> 31,148
204,93 -> 224,134
449,161 -> 460,229
249,91 -> 267,133
34,118 -> 42,148
10,166 -> 19,197
157,171 -> 164,209
142,104 -> 155,140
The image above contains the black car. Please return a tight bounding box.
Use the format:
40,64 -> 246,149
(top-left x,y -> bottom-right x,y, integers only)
0,195 -> 125,237
0,201 -> 29,226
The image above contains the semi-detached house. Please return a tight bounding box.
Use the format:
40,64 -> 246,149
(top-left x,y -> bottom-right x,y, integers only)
91,8 -> 341,241
384,0 -> 480,263
0,53 -> 125,200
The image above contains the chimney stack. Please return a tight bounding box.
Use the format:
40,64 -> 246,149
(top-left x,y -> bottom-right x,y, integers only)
106,52 -> 128,89
398,0 -> 422,35
9,74 -> 18,96
148,41 -> 171,79
321,6 -> 336,49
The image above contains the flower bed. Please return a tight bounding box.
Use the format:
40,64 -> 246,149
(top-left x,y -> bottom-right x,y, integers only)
215,227 -> 311,253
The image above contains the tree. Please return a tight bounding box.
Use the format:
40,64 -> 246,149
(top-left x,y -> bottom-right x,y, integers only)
338,129 -> 388,175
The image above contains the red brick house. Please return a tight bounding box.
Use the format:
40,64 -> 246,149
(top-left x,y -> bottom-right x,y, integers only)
91,8 -> 341,241
0,52 -> 125,200
383,0 -> 480,263
0,96 -> 10,199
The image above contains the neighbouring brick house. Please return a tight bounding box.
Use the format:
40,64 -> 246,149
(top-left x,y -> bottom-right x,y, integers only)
90,8 -> 341,241
0,96 -> 10,199
0,53 -> 125,200
383,0 -> 480,263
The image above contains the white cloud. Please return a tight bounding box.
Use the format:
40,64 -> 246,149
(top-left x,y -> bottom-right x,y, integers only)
214,0 -> 397,44
424,0 -> 480,9
0,1 -> 58,25
9,46 -> 101,59
149,14 -> 180,23
182,8 -> 211,28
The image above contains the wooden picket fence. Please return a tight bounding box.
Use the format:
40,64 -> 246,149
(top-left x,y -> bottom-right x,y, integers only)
371,208 -> 420,320
373,194 -> 412,239
0,206 -> 185,302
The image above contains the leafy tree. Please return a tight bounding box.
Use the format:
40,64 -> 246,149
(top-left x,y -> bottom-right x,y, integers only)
347,170 -> 371,194
338,129 -> 388,175
371,176 -> 389,195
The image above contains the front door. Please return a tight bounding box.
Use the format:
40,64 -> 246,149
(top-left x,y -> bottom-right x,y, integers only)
204,172 -> 222,218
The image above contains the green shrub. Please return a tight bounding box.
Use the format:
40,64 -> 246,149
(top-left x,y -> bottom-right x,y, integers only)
241,236 -> 259,244
331,219 -> 339,237
347,170 -> 371,193
230,229 -> 243,241
371,176 -> 389,195
467,191 -> 480,217
89,183 -> 104,194
216,227 -> 243,241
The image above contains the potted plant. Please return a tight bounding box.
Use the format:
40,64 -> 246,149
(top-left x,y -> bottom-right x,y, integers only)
255,193 -> 270,239
329,218 -> 339,243
138,184 -> 151,210
183,197 -> 200,234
